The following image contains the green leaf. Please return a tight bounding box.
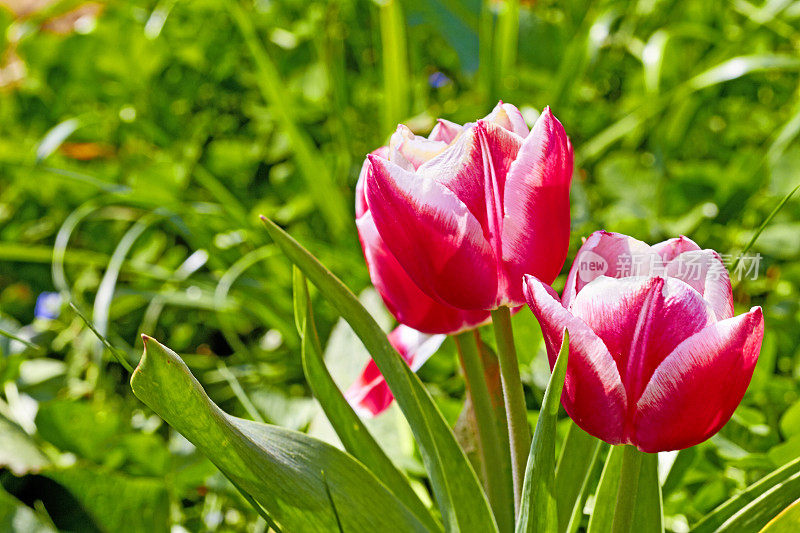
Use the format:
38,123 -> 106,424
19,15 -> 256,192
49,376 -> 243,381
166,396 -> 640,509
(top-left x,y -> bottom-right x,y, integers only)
587,445 -> 623,533
0,413 -> 50,476
555,423 -> 604,533
35,400 -> 121,463
260,216 -> 497,532
43,466 -> 169,533
694,456 -> 800,533
759,498 -> 800,532
516,330 -> 569,533
131,335 -> 432,532
661,448 -> 697,498
292,269 -> 441,531
0,486 -> 56,533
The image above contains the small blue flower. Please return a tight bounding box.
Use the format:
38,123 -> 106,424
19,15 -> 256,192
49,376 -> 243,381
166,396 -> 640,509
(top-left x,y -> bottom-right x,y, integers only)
428,71 -> 451,88
35,292 -> 62,320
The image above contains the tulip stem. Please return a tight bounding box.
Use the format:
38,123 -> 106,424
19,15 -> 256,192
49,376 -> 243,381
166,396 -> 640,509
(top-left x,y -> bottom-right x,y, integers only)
490,305 -> 531,516
611,445 -> 643,533
455,331 -> 514,532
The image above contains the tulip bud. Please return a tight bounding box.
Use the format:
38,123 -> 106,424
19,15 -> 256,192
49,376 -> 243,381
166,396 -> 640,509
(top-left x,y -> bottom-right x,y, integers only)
345,326 -> 445,417
361,102 -> 573,312
523,231 -> 764,452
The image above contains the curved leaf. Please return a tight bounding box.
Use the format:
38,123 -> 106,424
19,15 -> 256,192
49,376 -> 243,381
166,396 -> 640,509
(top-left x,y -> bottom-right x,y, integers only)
293,269 -> 442,531
759,498 -> 800,533
260,216 -> 498,532
710,470 -> 800,533
693,456 -> 800,533
131,336 -> 432,533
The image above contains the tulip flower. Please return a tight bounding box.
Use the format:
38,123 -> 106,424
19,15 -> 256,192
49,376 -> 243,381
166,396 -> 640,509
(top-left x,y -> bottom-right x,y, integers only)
356,147 -> 490,335
524,231 -> 764,452
345,325 -> 445,417
362,101 -> 573,311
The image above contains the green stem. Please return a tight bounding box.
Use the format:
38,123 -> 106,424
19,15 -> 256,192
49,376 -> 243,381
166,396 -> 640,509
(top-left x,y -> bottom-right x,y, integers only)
379,0 -> 409,134
491,305 -> 530,515
477,0 -> 495,103
611,445 -> 644,533
455,331 -> 514,532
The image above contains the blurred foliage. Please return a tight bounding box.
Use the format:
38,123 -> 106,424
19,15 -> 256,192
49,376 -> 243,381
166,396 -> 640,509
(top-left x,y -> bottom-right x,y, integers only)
1,0 -> 800,531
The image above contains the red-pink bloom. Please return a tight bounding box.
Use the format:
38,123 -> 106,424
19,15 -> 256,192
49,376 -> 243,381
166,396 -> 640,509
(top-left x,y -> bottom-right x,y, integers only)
357,147 -> 489,335
362,102 -> 573,311
523,231 -> 764,452
345,325 -> 445,417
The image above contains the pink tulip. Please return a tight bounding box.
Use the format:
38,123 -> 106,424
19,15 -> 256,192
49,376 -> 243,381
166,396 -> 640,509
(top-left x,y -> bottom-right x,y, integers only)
345,325 -> 446,417
356,147 -> 489,335
362,102 -> 573,311
523,231 -> 764,452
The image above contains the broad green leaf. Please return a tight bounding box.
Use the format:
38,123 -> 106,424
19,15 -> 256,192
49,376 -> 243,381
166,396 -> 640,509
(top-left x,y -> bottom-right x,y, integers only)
555,423 -> 603,533
292,269 -> 441,532
693,456 -> 800,533
35,400 -> 121,463
587,446 -> 662,533
44,466 -> 169,533
759,498 -> 800,532
260,216 -> 497,532
0,413 -> 49,475
0,486 -> 56,533
516,331 -> 569,533
131,336 -> 431,532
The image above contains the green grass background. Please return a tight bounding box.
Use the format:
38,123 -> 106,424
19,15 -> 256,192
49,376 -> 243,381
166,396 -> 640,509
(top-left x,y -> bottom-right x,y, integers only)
1,0 -> 800,531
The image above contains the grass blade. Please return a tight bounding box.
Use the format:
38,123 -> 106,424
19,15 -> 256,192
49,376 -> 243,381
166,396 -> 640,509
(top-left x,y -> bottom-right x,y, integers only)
227,1 -> 349,237
693,456 -> 800,533
732,183 -> 800,270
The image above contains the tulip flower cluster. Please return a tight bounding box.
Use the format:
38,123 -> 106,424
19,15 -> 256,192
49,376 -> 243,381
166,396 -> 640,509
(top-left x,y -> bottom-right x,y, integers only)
351,101 -> 764,458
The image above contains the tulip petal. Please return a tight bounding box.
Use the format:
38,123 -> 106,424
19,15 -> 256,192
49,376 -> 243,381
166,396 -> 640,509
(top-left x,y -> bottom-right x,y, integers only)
366,154 -> 498,310
562,231 -> 659,308
419,121 -> 522,235
346,326 -> 446,417
501,108 -> 573,297
651,235 -> 701,262
389,125 -> 449,170
484,101 -> 530,137
356,147 -> 389,218
568,276 -> 717,409
356,211 -> 489,334
523,274 -> 627,444
633,307 -> 763,452
665,250 -> 734,320
429,119 -> 463,143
